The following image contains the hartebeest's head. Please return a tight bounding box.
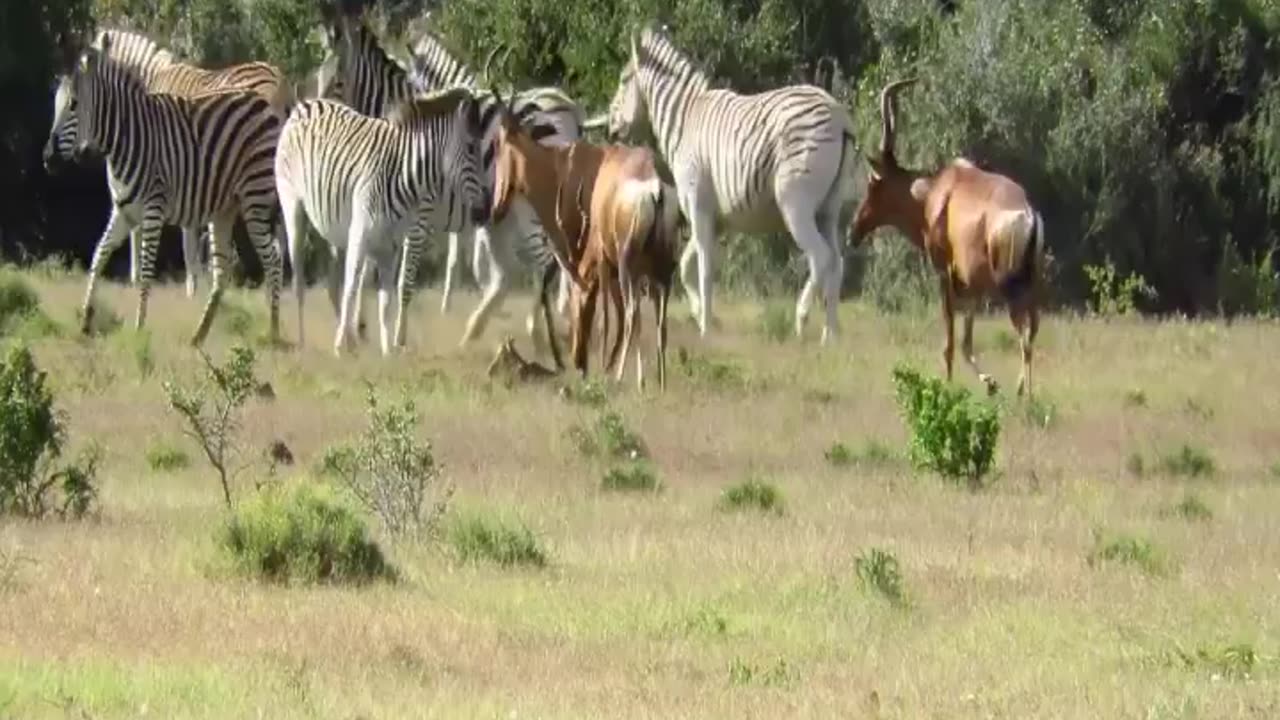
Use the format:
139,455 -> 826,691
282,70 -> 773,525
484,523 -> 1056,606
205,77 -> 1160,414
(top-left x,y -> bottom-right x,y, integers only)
850,78 -> 932,248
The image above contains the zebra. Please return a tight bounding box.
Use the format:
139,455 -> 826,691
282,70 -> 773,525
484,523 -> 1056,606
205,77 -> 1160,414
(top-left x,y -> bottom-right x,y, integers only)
274,88 -> 490,356
43,34 -> 285,345
588,24 -> 859,343
319,9 -> 583,353
44,29 -> 291,299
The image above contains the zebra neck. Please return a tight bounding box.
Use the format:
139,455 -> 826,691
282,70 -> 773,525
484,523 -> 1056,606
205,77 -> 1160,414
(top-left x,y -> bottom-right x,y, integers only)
96,94 -> 150,189
639,69 -> 700,163
400,122 -> 436,198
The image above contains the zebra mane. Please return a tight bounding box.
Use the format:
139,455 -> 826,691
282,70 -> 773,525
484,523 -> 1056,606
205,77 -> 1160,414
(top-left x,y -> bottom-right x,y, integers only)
344,18 -> 422,90
635,24 -> 710,91
92,28 -> 172,79
386,86 -> 475,125
410,31 -> 478,89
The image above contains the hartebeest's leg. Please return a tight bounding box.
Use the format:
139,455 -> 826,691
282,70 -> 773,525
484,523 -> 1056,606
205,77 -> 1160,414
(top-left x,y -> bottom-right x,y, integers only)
961,310 -> 998,396
1012,300 -> 1039,397
939,276 -> 955,382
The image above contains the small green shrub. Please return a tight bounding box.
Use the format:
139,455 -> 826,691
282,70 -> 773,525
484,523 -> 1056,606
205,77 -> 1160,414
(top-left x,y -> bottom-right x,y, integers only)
109,329 -> 155,380
1271,462 -> 1280,481
146,443 -> 190,473
991,329 -> 1018,352
717,478 -> 784,515
1165,493 -> 1213,522
322,386 -> 452,538
0,270 -> 40,330
1172,643 -> 1262,680
1126,452 -> 1147,478
217,297 -> 260,340
756,301 -> 793,343
601,462 -> 660,493
1084,259 -> 1156,316
0,345 -> 101,519
854,547 -> 907,607
0,271 -> 59,339
564,379 -> 609,408
164,345 -> 261,509
891,364 -> 1000,486
448,511 -> 547,568
1183,398 -> 1214,422
727,656 -> 796,687
674,347 -> 748,392
825,440 -> 896,468
1159,444 -> 1215,478
1087,531 -> 1171,577
567,411 -> 646,460
1124,388 -> 1148,408
220,483 -> 395,585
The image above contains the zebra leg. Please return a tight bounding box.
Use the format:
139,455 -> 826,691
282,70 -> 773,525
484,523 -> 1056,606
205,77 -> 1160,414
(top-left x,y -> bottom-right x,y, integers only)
373,242 -> 399,357
244,204 -> 283,345
280,193 -> 309,348
472,227 -> 491,289
326,245 -> 343,318
678,240 -> 700,321
536,261 -> 565,370
132,209 -> 166,332
81,207 -> 136,335
182,226 -> 203,299
190,216 -> 234,346
819,208 -> 845,343
128,228 -> 141,286
395,228 -> 425,349
352,257 -> 373,342
441,229 -> 461,314
461,222 -> 516,345
783,205 -> 837,343
687,206 -> 717,337
335,227 -> 370,356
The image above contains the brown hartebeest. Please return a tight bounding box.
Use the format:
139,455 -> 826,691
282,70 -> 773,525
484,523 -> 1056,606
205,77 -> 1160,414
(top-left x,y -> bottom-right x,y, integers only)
490,98 -> 679,388
851,79 -> 1046,397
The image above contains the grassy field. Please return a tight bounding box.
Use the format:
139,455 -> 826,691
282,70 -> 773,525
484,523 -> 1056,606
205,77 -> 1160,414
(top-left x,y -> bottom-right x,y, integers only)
2,269 -> 1280,719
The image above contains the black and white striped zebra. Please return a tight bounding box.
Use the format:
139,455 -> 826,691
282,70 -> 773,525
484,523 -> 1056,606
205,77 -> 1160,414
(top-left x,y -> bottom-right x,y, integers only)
592,24 -> 859,343
45,29 -> 291,299
43,35 -> 285,345
275,89 -> 490,356
320,9 -> 583,352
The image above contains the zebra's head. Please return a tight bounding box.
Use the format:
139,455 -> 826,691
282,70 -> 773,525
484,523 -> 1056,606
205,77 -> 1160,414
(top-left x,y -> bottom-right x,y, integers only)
45,42 -> 115,171
320,8 -> 418,116
603,49 -> 646,143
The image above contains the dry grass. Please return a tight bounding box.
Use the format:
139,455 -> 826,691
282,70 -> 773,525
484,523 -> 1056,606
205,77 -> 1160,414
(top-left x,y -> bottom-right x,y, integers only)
2,271 -> 1280,718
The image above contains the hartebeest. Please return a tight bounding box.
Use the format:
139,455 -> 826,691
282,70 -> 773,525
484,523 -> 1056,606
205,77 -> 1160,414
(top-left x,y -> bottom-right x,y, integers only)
851,79 -> 1046,397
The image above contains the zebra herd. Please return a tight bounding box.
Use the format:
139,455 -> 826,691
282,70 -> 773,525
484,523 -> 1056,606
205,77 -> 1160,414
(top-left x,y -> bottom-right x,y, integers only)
42,15 -> 866,365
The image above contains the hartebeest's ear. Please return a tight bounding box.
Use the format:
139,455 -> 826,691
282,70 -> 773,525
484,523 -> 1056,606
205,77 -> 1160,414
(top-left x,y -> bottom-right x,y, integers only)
909,177 -> 932,202
864,155 -> 883,181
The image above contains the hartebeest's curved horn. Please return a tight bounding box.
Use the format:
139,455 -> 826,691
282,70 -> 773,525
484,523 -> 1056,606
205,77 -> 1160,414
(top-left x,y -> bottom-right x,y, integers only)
481,45 -> 504,85
878,78 -> 917,162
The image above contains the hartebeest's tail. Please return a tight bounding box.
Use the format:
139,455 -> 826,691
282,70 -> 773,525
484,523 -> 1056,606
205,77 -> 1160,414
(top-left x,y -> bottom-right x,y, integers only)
995,208 -> 1044,302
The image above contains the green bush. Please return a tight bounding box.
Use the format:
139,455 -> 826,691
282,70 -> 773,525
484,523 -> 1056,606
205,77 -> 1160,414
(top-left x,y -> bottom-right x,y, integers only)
1087,531 -> 1172,577
322,386 -> 452,538
717,478 -> 784,515
601,462 -> 660,492
448,511 -> 547,568
891,364 -> 1000,486
0,345 -> 101,519
0,270 -> 40,330
220,483 -> 395,585
164,345 -> 261,509
146,443 -> 190,473
1159,444 -> 1216,478
825,439 -> 897,468
567,411 -> 646,460
854,547 -> 907,607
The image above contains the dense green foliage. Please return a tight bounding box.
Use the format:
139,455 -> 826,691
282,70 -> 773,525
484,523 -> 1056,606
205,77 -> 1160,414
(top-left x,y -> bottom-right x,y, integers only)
0,344 -> 100,518
5,0 -> 1280,313
221,482 -> 397,584
891,364 -> 1000,486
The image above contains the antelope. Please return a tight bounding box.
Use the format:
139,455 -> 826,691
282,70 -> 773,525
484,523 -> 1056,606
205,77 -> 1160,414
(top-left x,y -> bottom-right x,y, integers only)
563,147 -> 680,390
850,79 -> 1046,397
